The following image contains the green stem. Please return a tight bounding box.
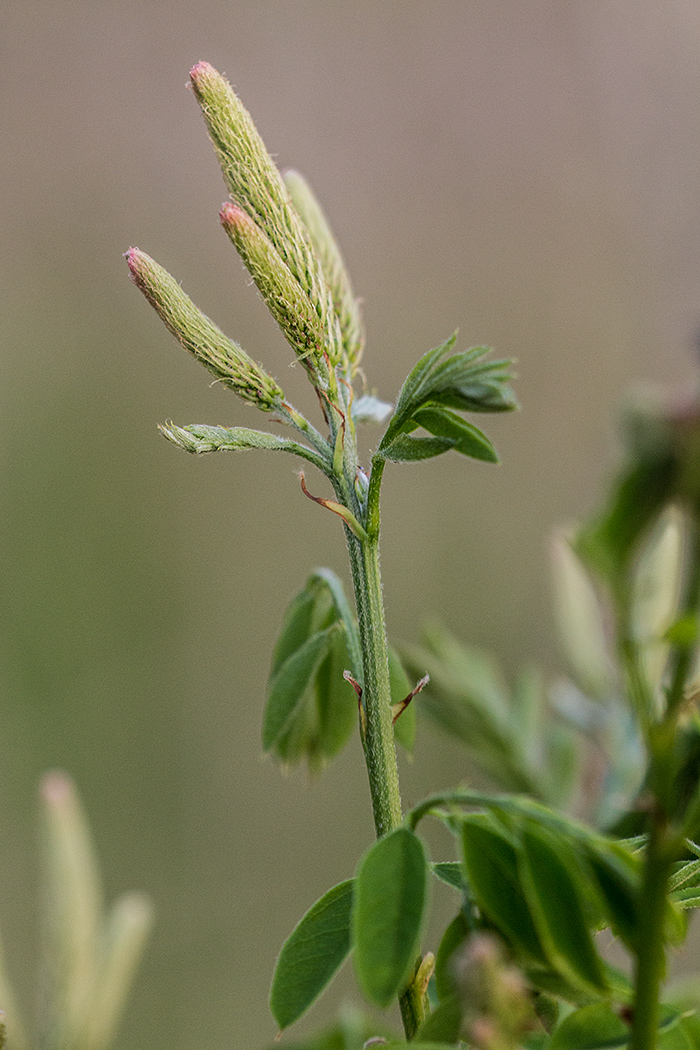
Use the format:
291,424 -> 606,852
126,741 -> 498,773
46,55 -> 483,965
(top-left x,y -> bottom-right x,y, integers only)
629,804 -> 676,1050
346,531 -> 403,837
341,455 -> 422,1038
629,515 -> 700,1050
666,516 -> 700,719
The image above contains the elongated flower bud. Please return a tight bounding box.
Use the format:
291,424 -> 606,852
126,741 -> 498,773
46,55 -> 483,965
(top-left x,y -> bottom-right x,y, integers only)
126,248 -> 283,410
189,62 -> 342,364
220,203 -> 324,366
284,169 -> 364,373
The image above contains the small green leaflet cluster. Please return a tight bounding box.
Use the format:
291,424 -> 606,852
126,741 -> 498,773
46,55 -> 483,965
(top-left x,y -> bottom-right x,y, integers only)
269,827 -> 427,1031
262,571 -> 415,768
268,786 -> 700,1046
376,333 -> 517,466
156,332 -> 516,524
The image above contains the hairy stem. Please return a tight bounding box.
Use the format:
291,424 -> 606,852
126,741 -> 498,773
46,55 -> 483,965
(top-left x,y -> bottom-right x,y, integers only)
630,516 -> 700,1050
342,460 -> 422,1038
629,808 -> 675,1050
346,531 -> 402,838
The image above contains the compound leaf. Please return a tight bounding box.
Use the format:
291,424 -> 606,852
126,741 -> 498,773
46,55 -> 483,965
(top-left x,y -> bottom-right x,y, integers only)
270,879 -> 354,1029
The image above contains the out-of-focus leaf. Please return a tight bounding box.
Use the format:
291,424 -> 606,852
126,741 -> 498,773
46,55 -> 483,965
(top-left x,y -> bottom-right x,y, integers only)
583,839 -> 640,950
316,630 -> 358,760
0,924 -> 28,1050
434,913 -> 470,1000
313,568 -> 362,680
39,771 -> 104,1050
265,571 -> 363,768
431,862 -> 468,895
414,996 -> 463,1043
263,627 -> 337,751
404,628 -> 561,801
511,667 -> 544,761
352,828 -> 428,1007
263,1004 -> 392,1049
550,1003 -> 690,1050
533,991 -> 560,1034
631,508 -> 686,694
461,815 -> 547,965
79,893 -> 154,1050
551,530 -> 615,701
270,880 -> 354,1029
548,1003 -> 630,1050
386,1044 -> 463,1050
270,583 -> 324,678
518,821 -> 608,997
575,454 -> 675,589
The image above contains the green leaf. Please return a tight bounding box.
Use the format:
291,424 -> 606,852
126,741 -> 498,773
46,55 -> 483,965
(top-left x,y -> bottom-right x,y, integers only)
387,333 -> 457,438
549,1004 -> 688,1050
379,434 -> 454,463
518,821 -> 608,996
461,815 -> 547,965
158,422 -> 327,469
429,373 -> 517,414
435,913 -> 470,1000
270,879 -> 354,1029
270,582 -> 324,678
576,454 -> 676,586
403,630 -> 555,800
352,828 -> 428,1007
415,995 -> 463,1043
265,571 -> 363,768
263,627 -> 336,751
389,647 -> 416,753
427,351 -> 516,409
413,406 -> 498,462
583,839 -> 640,950
315,630 -> 358,760
548,1003 -> 630,1050
312,568 -> 362,681
431,861 -> 468,895
386,1044 -> 463,1050
671,887 -> 700,909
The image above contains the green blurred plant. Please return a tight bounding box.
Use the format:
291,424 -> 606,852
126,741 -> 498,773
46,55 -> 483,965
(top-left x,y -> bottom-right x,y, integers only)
0,772 -> 152,1050
128,61 -> 700,1050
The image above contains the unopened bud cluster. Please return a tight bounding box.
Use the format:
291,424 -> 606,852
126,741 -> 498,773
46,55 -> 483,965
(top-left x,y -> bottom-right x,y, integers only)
128,62 -> 365,415
126,248 -> 283,410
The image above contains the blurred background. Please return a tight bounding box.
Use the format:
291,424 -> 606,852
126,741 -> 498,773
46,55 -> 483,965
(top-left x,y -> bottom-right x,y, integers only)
2,1 -> 700,1046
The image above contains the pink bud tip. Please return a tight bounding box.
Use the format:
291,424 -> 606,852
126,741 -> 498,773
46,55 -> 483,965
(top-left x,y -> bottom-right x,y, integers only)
40,770 -> 73,805
124,247 -> 152,283
219,202 -> 248,229
189,61 -> 215,86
